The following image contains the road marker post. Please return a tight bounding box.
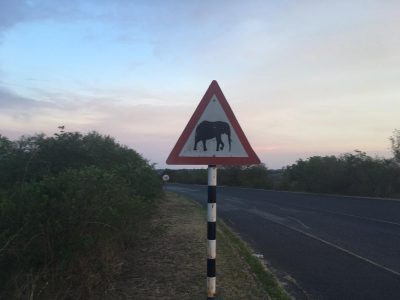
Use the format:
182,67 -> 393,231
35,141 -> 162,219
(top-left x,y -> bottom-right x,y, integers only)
166,80 -> 260,298
207,165 -> 217,299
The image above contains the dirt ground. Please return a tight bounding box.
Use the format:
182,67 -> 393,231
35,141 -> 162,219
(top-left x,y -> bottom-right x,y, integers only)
110,192 -> 269,300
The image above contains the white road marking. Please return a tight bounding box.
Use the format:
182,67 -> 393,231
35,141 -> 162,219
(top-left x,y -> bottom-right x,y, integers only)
170,185 -> 400,226
287,216 -> 310,230
168,185 -> 400,277
323,210 -> 400,227
250,209 -> 400,278
227,185 -> 400,202
247,196 -> 400,228
249,208 -> 286,223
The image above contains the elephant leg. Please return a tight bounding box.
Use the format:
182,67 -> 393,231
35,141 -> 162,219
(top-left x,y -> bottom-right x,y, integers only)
202,139 -> 207,151
216,135 -> 224,151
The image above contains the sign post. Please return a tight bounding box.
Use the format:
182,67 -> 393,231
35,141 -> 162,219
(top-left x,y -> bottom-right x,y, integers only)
167,80 -> 260,299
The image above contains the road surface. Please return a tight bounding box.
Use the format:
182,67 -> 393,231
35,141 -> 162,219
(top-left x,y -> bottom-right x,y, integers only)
165,183 -> 400,300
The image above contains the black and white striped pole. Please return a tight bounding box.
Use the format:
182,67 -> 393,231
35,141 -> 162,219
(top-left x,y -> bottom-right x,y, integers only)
207,165 -> 217,299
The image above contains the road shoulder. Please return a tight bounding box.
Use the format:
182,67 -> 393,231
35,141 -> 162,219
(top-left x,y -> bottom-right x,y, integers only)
111,192 -> 291,299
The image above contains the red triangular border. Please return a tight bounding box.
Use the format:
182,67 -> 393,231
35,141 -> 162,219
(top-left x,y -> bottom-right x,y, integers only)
166,80 -> 261,165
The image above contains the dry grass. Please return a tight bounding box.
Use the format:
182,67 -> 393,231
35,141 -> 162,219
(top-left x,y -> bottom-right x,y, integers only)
110,192 -> 278,299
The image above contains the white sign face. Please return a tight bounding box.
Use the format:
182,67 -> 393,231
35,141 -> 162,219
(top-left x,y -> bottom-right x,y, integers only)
179,94 -> 248,157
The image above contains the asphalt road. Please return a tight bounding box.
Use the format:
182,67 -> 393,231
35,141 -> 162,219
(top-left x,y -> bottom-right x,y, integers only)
165,183 -> 400,300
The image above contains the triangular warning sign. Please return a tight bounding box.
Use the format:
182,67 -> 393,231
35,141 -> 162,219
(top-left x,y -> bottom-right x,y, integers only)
166,80 -> 260,165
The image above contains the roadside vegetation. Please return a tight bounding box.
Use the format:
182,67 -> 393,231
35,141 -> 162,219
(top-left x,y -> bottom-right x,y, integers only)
165,129 -> 400,199
114,192 -> 290,299
0,130 -> 162,299
165,164 -> 272,189
0,130 -> 286,299
2,128 -> 399,298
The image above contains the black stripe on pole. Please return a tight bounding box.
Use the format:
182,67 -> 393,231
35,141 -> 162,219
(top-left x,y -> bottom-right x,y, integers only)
207,258 -> 216,277
208,186 -> 216,203
207,222 -> 216,240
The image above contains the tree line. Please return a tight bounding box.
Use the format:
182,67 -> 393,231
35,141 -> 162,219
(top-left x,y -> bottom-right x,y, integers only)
164,130 -> 400,199
0,131 -> 162,299
164,164 -> 273,189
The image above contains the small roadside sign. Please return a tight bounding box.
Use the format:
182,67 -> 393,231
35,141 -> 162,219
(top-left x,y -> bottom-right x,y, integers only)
166,80 -> 260,165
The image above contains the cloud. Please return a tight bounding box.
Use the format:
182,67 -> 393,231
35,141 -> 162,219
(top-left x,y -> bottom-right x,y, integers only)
0,85 -> 193,165
0,86 -> 50,109
0,2 -> 25,31
0,1 -> 83,32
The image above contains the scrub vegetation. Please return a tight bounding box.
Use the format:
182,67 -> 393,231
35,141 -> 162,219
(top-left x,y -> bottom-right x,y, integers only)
165,164 -> 272,189
165,129 -> 400,199
114,192 -> 289,300
0,130 -> 290,299
0,131 -> 162,299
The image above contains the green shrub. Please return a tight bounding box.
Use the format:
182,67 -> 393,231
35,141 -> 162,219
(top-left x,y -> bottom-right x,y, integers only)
281,151 -> 400,198
165,164 -> 272,189
0,132 -> 162,299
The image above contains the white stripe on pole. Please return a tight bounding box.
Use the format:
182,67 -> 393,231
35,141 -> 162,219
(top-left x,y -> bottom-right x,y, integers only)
208,239 -> 216,258
208,166 -> 217,185
207,277 -> 216,295
207,203 -> 217,222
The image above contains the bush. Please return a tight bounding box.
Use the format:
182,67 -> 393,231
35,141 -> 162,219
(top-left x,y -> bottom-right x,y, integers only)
163,130 -> 400,199
280,151 -> 400,198
0,132 -> 162,299
219,164 -> 272,189
165,168 -> 207,185
165,164 -> 272,189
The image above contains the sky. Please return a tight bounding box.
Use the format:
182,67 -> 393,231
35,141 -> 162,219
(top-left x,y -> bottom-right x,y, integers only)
0,0 -> 399,169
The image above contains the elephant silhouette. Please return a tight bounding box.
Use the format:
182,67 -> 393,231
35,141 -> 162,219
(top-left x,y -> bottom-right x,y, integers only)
194,121 -> 231,152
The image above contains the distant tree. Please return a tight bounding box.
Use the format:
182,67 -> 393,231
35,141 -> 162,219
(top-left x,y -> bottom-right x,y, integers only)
165,164 -> 272,189
281,150 -> 400,198
390,129 -> 400,162
216,164 -> 272,189
165,168 -> 207,185
165,131 -> 400,198
240,164 -> 272,188
281,155 -> 344,193
219,166 -> 242,186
